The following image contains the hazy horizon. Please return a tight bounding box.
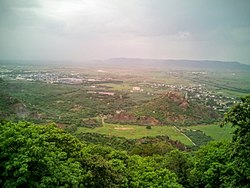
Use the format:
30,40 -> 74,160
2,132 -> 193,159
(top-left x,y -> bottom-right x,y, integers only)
1,0 -> 250,64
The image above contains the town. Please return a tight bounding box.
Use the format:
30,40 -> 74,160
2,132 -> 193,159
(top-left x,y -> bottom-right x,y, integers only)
0,64 -> 239,114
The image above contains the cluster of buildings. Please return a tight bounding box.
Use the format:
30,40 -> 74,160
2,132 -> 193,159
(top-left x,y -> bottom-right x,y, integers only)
139,82 -> 238,113
0,66 -> 239,112
0,69 -> 119,85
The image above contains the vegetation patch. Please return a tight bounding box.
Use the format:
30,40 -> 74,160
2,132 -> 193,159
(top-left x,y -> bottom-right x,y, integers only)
186,124 -> 234,141
180,128 -> 213,148
130,92 -> 220,126
76,123 -> 195,146
76,132 -> 188,155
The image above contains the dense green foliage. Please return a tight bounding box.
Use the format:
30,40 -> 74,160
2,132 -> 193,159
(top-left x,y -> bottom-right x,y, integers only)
190,141 -> 233,187
181,129 -> 213,148
131,93 -> 220,125
0,80 -> 135,126
189,95 -> 250,187
0,94 -> 249,187
0,121 -> 87,187
79,118 -> 102,128
76,132 -> 136,151
0,121 -> 182,187
0,79 -> 220,127
222,95 -> 250,187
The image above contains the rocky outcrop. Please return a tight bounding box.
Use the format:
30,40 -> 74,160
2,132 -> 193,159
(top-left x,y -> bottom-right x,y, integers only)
111,112 -> 160,126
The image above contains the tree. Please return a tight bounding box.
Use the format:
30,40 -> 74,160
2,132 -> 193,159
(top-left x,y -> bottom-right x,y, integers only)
127,155 -> 182,188
222,95 -> 250,187
130,141 -> 174,156
179,95 -> 250,188
0,121 -> 88,187
189,141 -> 233,188
78,145 -> 129,187
165,150 -> 193,187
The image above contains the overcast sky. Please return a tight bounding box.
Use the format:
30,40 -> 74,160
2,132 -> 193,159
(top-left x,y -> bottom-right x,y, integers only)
0,0 -> 250,64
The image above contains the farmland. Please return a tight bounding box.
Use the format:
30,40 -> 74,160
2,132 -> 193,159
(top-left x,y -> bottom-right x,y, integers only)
1,1 -> 249,186
77,123 -> 194,145
0,59 -> 249,148
185,124 -> 234,141
76,123 -> 234,146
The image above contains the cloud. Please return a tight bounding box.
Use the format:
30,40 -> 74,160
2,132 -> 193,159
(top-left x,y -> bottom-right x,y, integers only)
178,32 -> 191,39
0,0 -> 250,64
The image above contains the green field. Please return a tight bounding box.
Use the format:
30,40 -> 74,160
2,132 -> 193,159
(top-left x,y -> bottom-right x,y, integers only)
77,123 -> 196,146
77,123 -> 234,146
100,83 -> 132,91
0,63 -> 246,148
184,124 -> 234,141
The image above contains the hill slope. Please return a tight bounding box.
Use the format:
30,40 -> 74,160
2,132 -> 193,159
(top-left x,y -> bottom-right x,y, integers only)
100,58 -> 250,71
109,92 -> 220,126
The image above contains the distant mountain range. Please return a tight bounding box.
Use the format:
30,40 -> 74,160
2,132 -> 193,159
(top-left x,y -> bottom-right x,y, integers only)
100,58 -> 250,71
1,58 -> 250,71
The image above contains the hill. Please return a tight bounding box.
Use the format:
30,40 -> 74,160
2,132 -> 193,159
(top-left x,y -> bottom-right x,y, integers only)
0,79 -> 27,120
1,58 -> 250,72
97,58 -> 250,72
0,96 -> 249,188
108,92 -> 220,126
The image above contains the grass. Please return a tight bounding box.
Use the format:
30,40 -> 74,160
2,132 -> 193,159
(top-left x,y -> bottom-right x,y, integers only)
76,123 -> 194,146
216,89 -> 247,98
100,83 -> 132,91
184,124 -> 234,141
77,123 -> 235,146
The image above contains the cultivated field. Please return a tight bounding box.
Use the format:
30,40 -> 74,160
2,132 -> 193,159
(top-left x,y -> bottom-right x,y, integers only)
185,124 -> 234,141
76,123 -> 234,146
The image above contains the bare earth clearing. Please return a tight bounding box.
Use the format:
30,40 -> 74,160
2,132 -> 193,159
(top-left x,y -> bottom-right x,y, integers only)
114,127 -> 135,130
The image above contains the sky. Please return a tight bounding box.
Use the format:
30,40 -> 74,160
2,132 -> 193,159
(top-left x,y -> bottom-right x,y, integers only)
0,0 -> 250,64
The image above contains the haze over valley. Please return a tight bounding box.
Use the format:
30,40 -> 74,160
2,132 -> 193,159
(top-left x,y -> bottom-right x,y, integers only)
0,1 -> 250,187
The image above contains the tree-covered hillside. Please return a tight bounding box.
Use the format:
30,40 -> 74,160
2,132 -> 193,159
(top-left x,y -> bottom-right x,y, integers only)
129,92 -> 220,125
0,121 -> 182,187
0,95 -> 249,187
0,79 -> 220,127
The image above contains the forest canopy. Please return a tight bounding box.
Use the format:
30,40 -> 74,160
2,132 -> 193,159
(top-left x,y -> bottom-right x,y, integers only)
0,95 -> 249,187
